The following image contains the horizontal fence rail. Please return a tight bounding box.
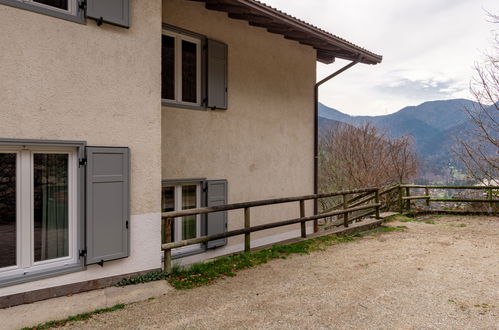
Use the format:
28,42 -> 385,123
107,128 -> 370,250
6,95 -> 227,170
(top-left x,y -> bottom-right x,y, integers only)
161,187 -> 380,273
161,188 -> 377,219
161,184 -> 498,273
399,185 -> 498,212
400,185 -> 498,190
161,204 -> 380,251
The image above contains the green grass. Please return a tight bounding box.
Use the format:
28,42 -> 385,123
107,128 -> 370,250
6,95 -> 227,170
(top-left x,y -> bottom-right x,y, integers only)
22,304 -> 125,330
168,227 -> 408,289
116,225 -> 409,290
23,226 -> 409,328
384,214 -> 415,222
115,270 -> 169,286
385,214 -> 437,224
168,234 -> 357,289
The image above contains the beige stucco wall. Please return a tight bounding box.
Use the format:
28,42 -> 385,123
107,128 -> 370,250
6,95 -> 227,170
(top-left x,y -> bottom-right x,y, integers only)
0,0 -> 163,296
162,0 -> 316,250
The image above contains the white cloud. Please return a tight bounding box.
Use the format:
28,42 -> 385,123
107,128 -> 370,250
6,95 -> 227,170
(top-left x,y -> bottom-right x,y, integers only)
261,0 -> 499,115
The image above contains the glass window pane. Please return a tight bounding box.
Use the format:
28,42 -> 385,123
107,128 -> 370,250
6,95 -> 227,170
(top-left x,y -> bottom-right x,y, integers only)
181,40 -> 198,103
162,35 -> 175,100
162,186 -> 175,241
181,185 -> 197,240
33,153 -> 69,262
0,153 -> 17,269
162,186 -> 175,212
33,0 -> 68,10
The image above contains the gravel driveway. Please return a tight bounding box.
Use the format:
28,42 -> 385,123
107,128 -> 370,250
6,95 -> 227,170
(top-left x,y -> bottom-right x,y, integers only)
65,216 -> 498,329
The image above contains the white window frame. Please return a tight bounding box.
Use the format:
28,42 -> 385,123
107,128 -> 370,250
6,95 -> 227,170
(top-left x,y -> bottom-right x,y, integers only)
161,29 -> 202,107
25,0 -> 77,15
0,146 -> 78,279
163,182 -> 202,256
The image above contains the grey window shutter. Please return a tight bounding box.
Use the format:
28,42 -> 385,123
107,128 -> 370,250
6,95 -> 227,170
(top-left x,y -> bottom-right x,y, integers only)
85,147 -> 130,265
86,0 -> 130,28
205,180 -> 228,248
207,39 -> 228,110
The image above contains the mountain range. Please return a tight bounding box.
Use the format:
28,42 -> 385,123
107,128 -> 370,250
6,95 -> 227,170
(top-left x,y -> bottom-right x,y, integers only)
318,99 -> 489,183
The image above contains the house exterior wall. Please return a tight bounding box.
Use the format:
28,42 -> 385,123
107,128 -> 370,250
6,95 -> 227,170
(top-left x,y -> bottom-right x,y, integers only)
0,0 -> 162,296
162,0 -> 316,259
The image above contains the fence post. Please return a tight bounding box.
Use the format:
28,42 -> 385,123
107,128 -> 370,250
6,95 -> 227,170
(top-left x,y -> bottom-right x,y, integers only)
244,207 -> 251,252
398,186 -> 403,213
425,187 -> 430,206
342,194 -> 349,227
405,187 -> 411,211
375,189 -> 380,219
300,200 -> 306,238
488,188 -> 493,209
163,217 -> 172,274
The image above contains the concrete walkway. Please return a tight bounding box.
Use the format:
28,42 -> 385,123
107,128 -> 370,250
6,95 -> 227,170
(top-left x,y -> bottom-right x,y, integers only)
51,216 -> 499,330
1,281 -> 173,330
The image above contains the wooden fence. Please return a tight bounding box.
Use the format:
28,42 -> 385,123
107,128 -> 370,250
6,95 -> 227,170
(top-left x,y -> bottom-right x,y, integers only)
161,184 -> 498,273
161,187 -> 380,273
398,185 -> 498,212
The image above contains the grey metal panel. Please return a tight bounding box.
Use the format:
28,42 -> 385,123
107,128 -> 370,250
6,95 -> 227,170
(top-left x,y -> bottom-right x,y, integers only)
162,23 -> 205,40
161,100 -> 207,111
162,178 -> 206,185
0,0 -> 85,23
86,147 -> 130,265
207,39 -> 228,110
86,0 -> 130,28
0,137 -> 86,147
205,180 -> 228,248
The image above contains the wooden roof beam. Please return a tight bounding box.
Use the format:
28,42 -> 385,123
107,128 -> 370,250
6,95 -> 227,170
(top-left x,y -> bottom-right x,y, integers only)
205,3 -> 256,15
186,0 -> 382,65
227,13 -> 274,24
283,36 -> 343,50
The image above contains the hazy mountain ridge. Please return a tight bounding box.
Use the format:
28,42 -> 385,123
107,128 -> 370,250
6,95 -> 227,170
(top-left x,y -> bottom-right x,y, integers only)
318,99 -> 487,182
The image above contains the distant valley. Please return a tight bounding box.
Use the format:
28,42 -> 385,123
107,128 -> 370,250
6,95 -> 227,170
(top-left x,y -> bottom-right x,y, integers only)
318,99 -> 492,183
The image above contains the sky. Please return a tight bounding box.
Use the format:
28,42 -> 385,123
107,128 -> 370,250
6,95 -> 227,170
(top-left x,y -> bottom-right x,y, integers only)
260,0 -> 499,116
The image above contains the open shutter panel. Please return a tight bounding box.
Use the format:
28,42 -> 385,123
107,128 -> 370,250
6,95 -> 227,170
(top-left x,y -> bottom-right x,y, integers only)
207,39 -> 228,110
86,0 -> 130,28
206,180 -> 228,248
86,147 -> 130,265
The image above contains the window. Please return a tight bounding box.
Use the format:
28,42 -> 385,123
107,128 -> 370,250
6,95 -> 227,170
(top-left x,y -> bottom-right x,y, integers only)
161,179 -> 228,256
162,29 -> 202,107
161,25 -> 228,110
0,146 -> 78,279
0,0 -> 81,21
0,140 -> 130,287
29,0 -> 75,13
162,182 -> 203,255
1,0 -> 131,27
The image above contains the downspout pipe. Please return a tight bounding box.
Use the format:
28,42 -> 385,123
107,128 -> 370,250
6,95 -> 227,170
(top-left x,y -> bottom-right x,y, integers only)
313,55 -> 362,232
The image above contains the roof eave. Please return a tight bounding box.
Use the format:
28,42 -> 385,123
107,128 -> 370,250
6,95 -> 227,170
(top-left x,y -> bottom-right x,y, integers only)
190,0 -> 382,65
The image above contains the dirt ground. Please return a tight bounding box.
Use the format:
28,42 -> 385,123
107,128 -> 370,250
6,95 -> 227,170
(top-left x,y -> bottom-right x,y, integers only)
65,216 -> 498,329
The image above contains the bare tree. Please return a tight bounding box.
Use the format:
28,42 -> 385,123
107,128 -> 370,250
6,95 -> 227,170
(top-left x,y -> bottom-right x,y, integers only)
388,135 -> 419,184
455,13 -> 499,184
318,122 -> 418,193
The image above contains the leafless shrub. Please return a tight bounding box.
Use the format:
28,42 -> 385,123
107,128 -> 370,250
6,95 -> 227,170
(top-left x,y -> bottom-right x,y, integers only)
318,122 -> 418,211
454,12 -> 499,184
